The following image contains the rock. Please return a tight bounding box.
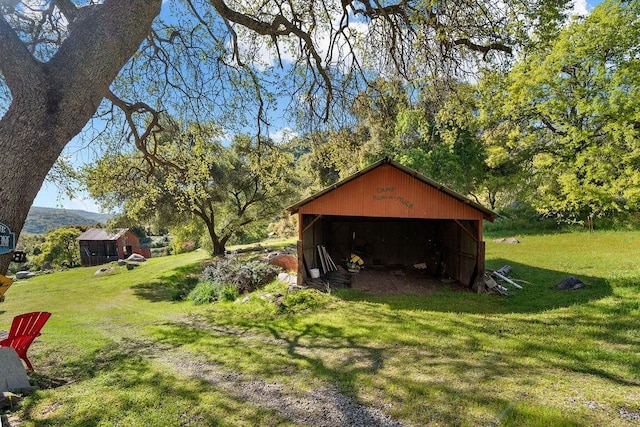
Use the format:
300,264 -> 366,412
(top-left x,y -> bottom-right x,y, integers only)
556,276 -> 585,290
268,254 -> 298,272
0,348 -> 33,393
40,263 -> 54,272
126,262 -> 139,270
94,267 -> 115,276
278,273 -> 297,286
117,259 -> 127,266
493,237 -> 520,244
287,284 -> 306,292
126,253 -> 147,262
14,271 -> 35,280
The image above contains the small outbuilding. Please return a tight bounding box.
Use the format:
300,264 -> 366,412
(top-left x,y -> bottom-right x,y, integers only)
287,158 -> 497,290
77,228 -> 151,267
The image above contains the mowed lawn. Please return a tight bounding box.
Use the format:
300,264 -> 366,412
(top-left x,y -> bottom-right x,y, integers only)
0,232 -> 639,426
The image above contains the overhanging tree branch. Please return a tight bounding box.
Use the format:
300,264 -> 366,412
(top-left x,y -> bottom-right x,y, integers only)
0,13 -> 41,93
210,0 -> 333,121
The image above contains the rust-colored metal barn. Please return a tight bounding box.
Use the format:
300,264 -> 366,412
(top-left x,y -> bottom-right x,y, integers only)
287,158 -> 497,289
77,228 -> 151,267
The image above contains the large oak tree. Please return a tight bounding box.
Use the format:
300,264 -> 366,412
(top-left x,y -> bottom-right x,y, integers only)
481,0 -> 640,220
84,122 -> 296,256
0,0 -> 570,274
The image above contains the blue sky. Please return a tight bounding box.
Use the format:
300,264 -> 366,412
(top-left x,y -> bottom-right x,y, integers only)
33,0 -> 604,213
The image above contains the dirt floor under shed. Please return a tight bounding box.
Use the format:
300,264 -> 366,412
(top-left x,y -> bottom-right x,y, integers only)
348,266 -> 470,295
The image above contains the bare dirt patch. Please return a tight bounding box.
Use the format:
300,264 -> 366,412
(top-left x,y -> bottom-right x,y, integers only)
350,267 -> 469,295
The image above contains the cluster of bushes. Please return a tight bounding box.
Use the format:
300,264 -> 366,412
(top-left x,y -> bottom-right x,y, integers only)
485,202 -> 640,235
484,203 -> 561,235
188,259 -> 280,304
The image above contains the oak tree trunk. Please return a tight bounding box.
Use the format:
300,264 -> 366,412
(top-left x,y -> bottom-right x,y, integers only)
0,0 -> 162,274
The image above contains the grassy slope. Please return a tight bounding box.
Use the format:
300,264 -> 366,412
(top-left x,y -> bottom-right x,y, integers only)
0,232 -> 639,426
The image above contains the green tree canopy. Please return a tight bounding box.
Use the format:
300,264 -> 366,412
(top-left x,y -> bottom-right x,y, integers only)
0,0 -> 574,274
36,227 -> 82,269
483,0 -> 640,220
85,121 -> 298,255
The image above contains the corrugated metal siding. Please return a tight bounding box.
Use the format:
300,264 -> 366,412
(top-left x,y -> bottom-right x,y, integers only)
297,164 -> 484,220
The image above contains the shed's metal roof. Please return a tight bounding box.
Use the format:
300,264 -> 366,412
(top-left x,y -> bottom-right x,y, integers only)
77,228 -> 128,241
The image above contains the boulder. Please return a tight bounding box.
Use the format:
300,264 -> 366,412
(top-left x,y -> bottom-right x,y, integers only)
0,348 -> 32,393
40,263 -> 54,272
493,237 -> 520,244
126,253 -> 147,262
94,267 -> 115,276
556,276 -> 585,290
14,271 -> 35,280
268,254 -> 297,272
278,272 -> 297,286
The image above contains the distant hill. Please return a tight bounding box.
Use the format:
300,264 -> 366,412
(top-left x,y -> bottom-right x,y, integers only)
24,207 -> 114,234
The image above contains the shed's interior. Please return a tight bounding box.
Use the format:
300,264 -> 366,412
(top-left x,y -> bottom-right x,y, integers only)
300,214 -> 482,287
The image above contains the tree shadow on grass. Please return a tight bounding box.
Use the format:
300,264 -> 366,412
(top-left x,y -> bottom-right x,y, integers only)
336,258 -> 614,315
147,308 -> 631,426
131,263 -> 202,302
147,318 -> 403,425
16,337 -> 290,426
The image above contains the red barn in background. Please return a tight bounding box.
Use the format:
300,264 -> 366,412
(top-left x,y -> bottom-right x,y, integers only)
77,228 -> 151,266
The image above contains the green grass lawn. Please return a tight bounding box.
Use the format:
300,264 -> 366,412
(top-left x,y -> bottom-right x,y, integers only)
1,232 -> 639,426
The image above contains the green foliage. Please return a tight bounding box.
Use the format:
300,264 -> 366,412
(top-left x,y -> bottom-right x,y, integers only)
267,214 -> 298,240
394,82 -> 486,195
187,280 -> 217,305
10,233 -> 45,273
484,203 -> 562,235
228,221 -> 269,246
277,289 -> 332,314
219,283 -> 241,302
34,227 -> 83,268
487,0 -> 640,220
294,78 -> 487,198
84,121 -> 299,256
197,258 -> 280,303
170,220 -> 205,254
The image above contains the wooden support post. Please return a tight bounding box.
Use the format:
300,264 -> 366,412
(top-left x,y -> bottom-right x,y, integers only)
297,240 -> 305,285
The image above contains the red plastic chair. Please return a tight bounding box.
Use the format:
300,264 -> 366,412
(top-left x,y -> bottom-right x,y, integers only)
0,311 -> 51,371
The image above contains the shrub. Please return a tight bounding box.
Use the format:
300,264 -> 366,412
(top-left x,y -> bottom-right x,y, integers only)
187,280 -> 241,304
485,203 -> 560,235
180,241 -> 197,253
189,259 -> 279,305
278,289 -> 332,314
151,247 -> 172,258
219,284 -> 240,302
202,259 -> 279,294
188,280 -> 224,305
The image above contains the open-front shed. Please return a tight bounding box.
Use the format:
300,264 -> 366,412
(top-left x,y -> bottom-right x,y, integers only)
77,228 -> 151,267
287,158 -> 497,290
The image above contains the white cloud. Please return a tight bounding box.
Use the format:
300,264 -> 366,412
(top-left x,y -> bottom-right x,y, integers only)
570,0 -> 589,16
268,127 -> 297,144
